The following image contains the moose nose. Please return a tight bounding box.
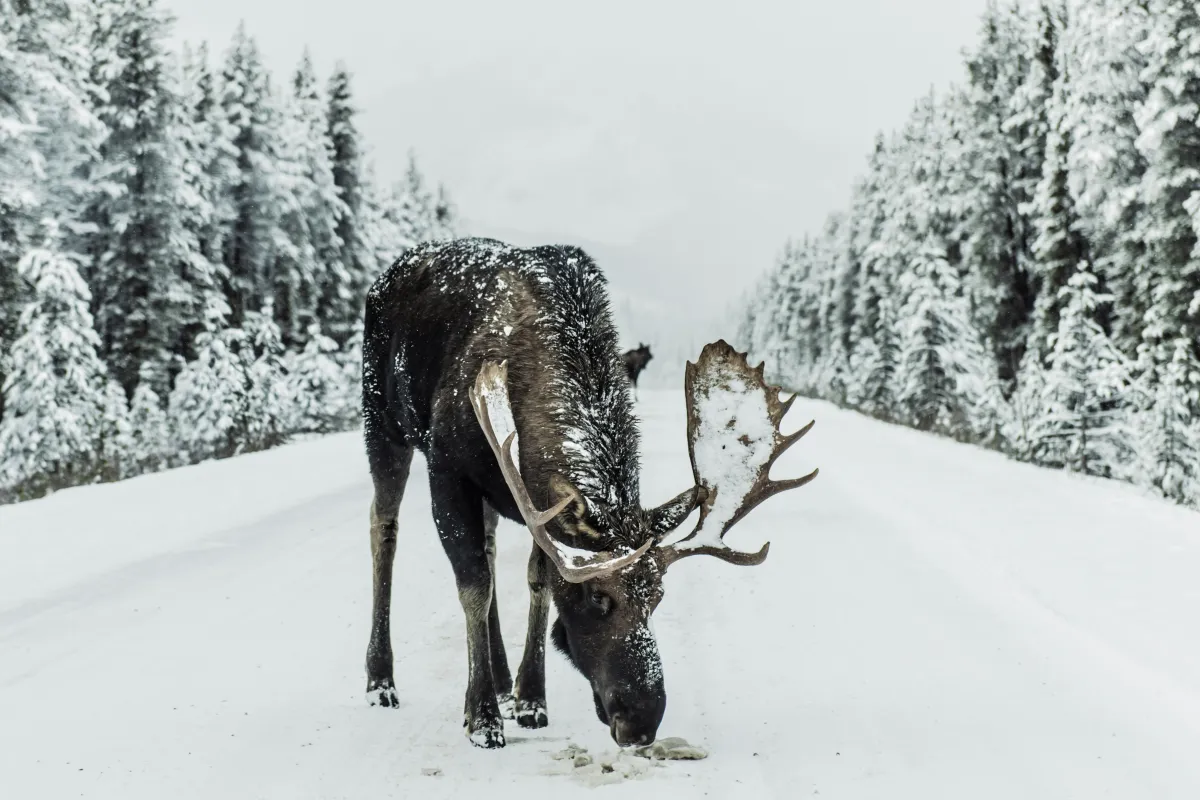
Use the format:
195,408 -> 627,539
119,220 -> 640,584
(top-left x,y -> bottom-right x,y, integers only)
610,712 -> 655,747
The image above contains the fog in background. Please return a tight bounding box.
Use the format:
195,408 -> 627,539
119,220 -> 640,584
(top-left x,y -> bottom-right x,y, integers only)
167,0 -> 991,385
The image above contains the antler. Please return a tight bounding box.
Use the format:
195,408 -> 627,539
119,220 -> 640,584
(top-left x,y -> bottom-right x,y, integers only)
659,340 -> 818,568
468,360 -> 653,583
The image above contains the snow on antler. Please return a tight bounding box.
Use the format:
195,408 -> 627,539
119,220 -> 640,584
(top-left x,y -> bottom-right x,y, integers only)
659,341 -> 818,567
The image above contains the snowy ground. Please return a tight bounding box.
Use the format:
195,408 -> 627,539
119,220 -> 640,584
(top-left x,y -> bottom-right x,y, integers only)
4,390 -> 1200,799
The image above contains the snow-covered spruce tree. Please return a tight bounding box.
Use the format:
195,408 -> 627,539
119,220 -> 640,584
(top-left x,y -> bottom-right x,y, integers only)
0,234 -> 115,498
80,0 -> 198,397
1134,335 -> 1200,505
740,267 -> 787,379
1004,1 -> 1062,225
394,151 -> 436,247
168,322 -> 251,463
325,63 -> 367,343
176,42 -> 234,361
812,213 -> 855,404
220,23 -> 279,327
1003,348 -> 1049,461
127,379 -> 171,475
169,305 -> 293,464
99,378 -> 134,480
1061,0 -> 1150,355
242,307 -> 292,451
894,240 -> 997,436
286,324 -> 353,434
845,137 -> 901,416
268,86 -> 321,349
1026,43 -> 1093,365
1133,0 -> 1200,379
959,0 -> 1038,384
847,284 -> 901,421
280,49 -> 349,348
1034,262 -> 1132,475
777,240 -> 821,393
0,0 -> 103,420
881,94 -> 1002,438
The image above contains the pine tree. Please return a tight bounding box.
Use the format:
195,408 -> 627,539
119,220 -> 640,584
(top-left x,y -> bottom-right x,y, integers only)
127,380 -> 170,473
1027,42 -> 1092,363
777,240 -> 820,392
894,240 -> 989,434
81,0 -> 199,397
0,231 -> 114,498
282,50 -> 348,347
848,287 -> 901,420
99,378 -> 133,480
1135,334 -> 1200,504
176,42 -> 232,357
267,86 -> 319,348
286,324 -> 352,433
1134,0 -> 1200,380
1061,0 -> 1150,355
168,324 -> 251,462
242,307 -> 292,451
1005,1 -> 1062,228
1035,263 -> 1132,475
220,23 -> 278,326
845,137 -> 901,416
325,63 -> 366,342
816,213 -> 856,404
1,0 -> 103,420
395,151 -> 434,247
959,1 -> 1037,384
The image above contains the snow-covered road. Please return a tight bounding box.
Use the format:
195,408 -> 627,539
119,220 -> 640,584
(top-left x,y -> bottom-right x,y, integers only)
4,390 -> 1200,799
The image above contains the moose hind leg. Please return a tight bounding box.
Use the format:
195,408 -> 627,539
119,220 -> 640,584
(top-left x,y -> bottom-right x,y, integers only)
365,442 -> 414,708
431,472 -> 505,748
513,543 -> 551,729
483,500 -> 516,719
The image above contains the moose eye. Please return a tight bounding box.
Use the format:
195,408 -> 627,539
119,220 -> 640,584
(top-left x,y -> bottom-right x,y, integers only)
586,589 -> 612,615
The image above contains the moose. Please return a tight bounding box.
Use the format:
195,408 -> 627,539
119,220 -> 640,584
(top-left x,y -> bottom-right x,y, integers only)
622,343 -> 653,395
361,238 -> 817,748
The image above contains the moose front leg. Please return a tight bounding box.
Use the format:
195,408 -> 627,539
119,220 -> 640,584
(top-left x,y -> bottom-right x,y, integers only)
482,500 -> 516,719
430,472 -> 505,748
513,543 -> 551,728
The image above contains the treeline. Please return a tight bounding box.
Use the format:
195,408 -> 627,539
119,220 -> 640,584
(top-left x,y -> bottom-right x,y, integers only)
0,0 -> 456,503
739,0 -> 1200,507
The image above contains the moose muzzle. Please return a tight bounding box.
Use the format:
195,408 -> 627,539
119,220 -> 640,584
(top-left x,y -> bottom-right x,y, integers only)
594,680 -> 666,747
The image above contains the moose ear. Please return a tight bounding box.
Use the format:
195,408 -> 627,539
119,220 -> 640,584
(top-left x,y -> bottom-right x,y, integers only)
647,486 -> 706,537
548,473 -> 590,520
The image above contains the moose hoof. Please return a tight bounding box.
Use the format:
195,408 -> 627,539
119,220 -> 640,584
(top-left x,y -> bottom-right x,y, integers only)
497,692 -> 516,720
466,717 -> 506,749
514,699 -> 548,729
366,679 -> 399,708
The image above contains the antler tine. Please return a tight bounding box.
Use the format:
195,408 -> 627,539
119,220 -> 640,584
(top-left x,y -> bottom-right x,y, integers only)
777,392 -> 797,421
768,419 -> 815,468
468,361 -> 653,584
659,340 -> 818,569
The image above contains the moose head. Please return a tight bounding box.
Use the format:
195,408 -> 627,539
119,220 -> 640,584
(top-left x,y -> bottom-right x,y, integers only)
469,340 -> 818,745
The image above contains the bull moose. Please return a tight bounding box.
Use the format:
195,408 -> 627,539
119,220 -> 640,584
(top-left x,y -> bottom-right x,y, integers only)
361,238 -> 817,748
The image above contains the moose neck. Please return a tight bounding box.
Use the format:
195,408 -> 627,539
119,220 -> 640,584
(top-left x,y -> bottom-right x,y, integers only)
506,261 -> 642,516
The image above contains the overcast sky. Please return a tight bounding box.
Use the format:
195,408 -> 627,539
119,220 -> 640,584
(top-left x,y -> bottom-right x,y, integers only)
166,0 -> 992,372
